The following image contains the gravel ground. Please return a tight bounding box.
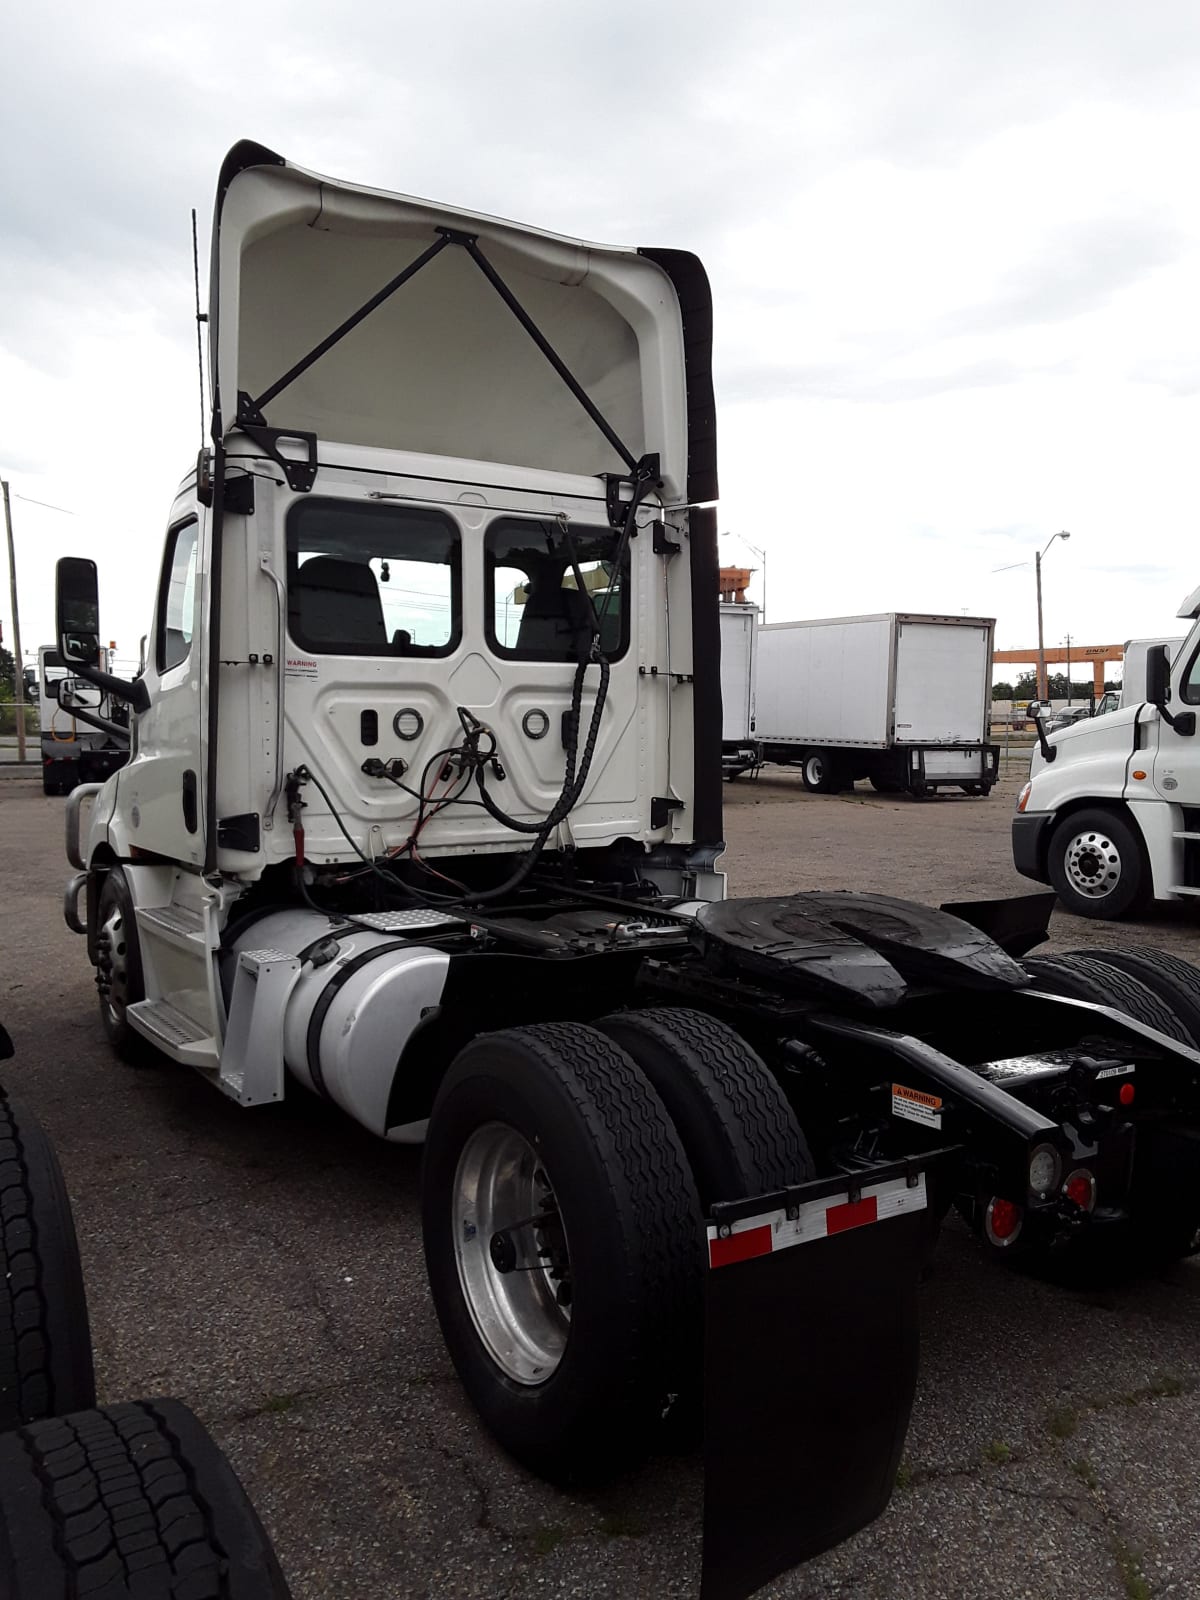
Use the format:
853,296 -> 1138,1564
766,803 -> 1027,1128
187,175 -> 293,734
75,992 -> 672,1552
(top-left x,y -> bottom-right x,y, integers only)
0,768 -> 1197,1599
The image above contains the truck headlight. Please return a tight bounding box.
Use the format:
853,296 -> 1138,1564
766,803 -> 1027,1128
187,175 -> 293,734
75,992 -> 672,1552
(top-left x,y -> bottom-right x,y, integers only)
1017,782 -> 1032,813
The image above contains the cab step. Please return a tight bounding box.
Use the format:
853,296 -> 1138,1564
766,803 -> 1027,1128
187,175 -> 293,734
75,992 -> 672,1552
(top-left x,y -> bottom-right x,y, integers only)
135,904 -> 209,950
126,998 -> 218,1068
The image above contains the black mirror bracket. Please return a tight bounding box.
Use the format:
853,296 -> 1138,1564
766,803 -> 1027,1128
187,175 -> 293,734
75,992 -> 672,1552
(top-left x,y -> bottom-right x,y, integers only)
1031,710 -> 1057,763
69,660 -> 150,715
1158,705 -> 1196,737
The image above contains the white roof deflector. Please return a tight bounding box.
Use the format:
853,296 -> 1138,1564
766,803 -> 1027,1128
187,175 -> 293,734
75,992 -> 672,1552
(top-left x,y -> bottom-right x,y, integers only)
208,141 -> 712,509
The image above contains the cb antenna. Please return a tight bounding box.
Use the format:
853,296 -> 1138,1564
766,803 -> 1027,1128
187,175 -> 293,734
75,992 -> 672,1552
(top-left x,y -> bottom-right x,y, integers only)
191,208 -> 208,445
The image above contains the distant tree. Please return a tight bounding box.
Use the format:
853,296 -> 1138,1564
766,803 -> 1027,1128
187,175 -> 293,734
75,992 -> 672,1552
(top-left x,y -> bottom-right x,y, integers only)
1013,670 -> 1039,701
0,645 -> 15,701
992,680 -> 1014,700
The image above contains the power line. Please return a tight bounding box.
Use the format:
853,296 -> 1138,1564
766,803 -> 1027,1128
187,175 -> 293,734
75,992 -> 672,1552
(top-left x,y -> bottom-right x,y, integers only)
13,494 -> 76,516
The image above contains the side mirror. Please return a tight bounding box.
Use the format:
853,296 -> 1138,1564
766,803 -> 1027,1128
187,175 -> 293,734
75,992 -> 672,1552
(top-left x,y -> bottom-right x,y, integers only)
1146,645 -> 1171,709
53,556 -> 151,714
56,557 -> 102,668
1146,643 -> 1195,736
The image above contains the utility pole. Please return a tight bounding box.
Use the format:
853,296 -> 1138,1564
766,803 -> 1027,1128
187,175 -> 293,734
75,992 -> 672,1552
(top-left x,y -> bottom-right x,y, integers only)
1,480 -> 26,763
1064,633 -> 1072,705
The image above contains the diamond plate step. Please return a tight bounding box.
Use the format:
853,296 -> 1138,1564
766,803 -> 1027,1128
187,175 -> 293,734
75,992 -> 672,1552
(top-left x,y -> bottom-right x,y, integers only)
136,904 -> 209,951
127,999 -> 217,1068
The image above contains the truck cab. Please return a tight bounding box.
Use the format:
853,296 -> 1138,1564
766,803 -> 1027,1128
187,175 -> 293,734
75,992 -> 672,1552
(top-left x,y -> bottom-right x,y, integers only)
1014,589 -> 1200,917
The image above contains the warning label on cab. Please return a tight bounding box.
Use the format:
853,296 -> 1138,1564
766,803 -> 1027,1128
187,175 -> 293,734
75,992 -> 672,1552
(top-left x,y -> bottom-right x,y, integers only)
285,656 -> 319,680
891,1083 -> 943,1130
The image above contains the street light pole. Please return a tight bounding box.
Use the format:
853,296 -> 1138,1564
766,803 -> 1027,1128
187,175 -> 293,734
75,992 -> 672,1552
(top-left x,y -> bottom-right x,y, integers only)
1035,530 -> 1070,701
721,533 -> 768,621
1,480 -> 26,764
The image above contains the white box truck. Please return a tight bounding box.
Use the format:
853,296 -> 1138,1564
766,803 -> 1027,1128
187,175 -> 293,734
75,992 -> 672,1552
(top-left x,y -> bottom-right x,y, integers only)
718,601 -> 761,777
755,612 -> 999,796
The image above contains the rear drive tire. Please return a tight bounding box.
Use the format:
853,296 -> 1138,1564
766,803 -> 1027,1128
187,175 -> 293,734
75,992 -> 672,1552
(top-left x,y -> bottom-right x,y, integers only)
1046,808 -> 1149,920
94,868 -> 151,1064
422,1022 -> 702,1484
0,1096 -> 95,1430
869,775 -> 904,794
0,1399 -> 292,1599
597,1007 -> 814,1205
1022,953 -> 1193,1045
801,750 -> 842,794
1065,946 -> 1200,1049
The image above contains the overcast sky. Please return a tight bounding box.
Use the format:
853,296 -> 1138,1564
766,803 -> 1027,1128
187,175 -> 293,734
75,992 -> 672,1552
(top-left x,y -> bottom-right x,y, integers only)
3,0 -> 1200,681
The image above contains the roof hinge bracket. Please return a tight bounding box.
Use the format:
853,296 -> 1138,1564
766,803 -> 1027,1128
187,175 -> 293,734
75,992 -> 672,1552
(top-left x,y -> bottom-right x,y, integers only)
604,452 -> 662,531
234,399 -> 318,494
651,795 -> 685,830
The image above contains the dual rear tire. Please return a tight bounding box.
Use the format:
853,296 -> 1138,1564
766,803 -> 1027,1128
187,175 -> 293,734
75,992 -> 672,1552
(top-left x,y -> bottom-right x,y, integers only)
422,1012 -> 810,1483
1008,950 -> 1200,1273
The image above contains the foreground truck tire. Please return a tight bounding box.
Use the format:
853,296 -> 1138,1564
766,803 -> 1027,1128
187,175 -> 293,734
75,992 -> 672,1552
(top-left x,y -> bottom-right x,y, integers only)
422,1022 -> 701,1484
0,1400 -> 292,1599
598,1007 -> 814,1205
0,1095 -> 95,1430
1045,807 -> 1150,919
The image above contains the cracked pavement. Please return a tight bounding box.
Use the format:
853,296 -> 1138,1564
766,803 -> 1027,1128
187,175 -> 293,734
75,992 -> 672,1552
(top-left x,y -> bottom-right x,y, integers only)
1,769 -> 1198,1598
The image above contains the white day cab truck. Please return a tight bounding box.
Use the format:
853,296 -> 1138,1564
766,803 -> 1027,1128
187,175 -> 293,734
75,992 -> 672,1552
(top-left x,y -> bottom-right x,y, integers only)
1015,594 -> 1200,921
35,645 -> 130,795
749,612 -> 1000,796
53,142 -> 1200,1600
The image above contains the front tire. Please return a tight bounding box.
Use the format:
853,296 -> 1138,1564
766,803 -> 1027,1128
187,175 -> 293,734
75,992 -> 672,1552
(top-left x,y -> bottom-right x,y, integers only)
422,1023 -> 702,1484
93,868 -> 150,1063
1047,808 -> 1149,919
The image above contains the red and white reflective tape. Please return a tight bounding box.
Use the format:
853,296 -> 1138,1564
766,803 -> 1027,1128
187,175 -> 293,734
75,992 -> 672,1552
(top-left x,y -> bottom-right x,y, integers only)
706,1172 -> 928,1269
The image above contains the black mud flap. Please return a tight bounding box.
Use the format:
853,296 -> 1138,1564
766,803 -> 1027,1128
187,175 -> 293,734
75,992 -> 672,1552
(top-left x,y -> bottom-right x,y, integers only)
701,1162 -> 936,1600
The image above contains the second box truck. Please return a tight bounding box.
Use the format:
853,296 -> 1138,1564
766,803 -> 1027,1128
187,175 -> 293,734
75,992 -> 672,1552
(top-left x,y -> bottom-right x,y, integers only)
754,612 -> 999,796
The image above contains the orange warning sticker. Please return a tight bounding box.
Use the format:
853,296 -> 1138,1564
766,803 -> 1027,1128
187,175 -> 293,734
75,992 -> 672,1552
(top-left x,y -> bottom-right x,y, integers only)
891,1083 -> 943,1129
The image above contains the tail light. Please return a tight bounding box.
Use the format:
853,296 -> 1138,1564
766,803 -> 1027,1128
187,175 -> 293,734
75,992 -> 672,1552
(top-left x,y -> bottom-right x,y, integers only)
985,1196 -> 1023,1246
1063,1169 -> 1097,1213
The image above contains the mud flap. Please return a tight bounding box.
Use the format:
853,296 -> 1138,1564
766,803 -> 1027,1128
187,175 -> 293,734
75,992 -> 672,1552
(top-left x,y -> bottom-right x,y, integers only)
701,1167 -> 932,1600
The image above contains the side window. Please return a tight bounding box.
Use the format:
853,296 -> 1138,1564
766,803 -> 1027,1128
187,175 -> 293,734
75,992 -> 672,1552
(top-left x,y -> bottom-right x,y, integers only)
1183,643 -> 1200,706
485,517 -> 628,661
156,520 -> 199,674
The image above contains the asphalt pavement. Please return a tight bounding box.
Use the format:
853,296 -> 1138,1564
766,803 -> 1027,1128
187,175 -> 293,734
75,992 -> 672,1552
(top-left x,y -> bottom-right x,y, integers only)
1,770 -> 1197,1599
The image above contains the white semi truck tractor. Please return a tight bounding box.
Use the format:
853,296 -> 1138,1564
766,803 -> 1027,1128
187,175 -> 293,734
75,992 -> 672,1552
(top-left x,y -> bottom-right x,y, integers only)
35,645 -> 130,795
55,143 -> 1200,1600
1014,588 -> 1200,920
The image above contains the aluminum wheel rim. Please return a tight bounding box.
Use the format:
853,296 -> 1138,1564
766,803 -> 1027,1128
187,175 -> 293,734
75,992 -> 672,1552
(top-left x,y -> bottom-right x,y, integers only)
1064,829 -> 1122,900
97,898 -> 131,1026
805,756 -> 824,786
452,1123 -> 571,1386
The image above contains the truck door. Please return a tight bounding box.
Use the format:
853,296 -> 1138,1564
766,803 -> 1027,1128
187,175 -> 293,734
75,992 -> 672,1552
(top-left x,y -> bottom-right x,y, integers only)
118,512 -> 206,864
1147,630 -> 1200,807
